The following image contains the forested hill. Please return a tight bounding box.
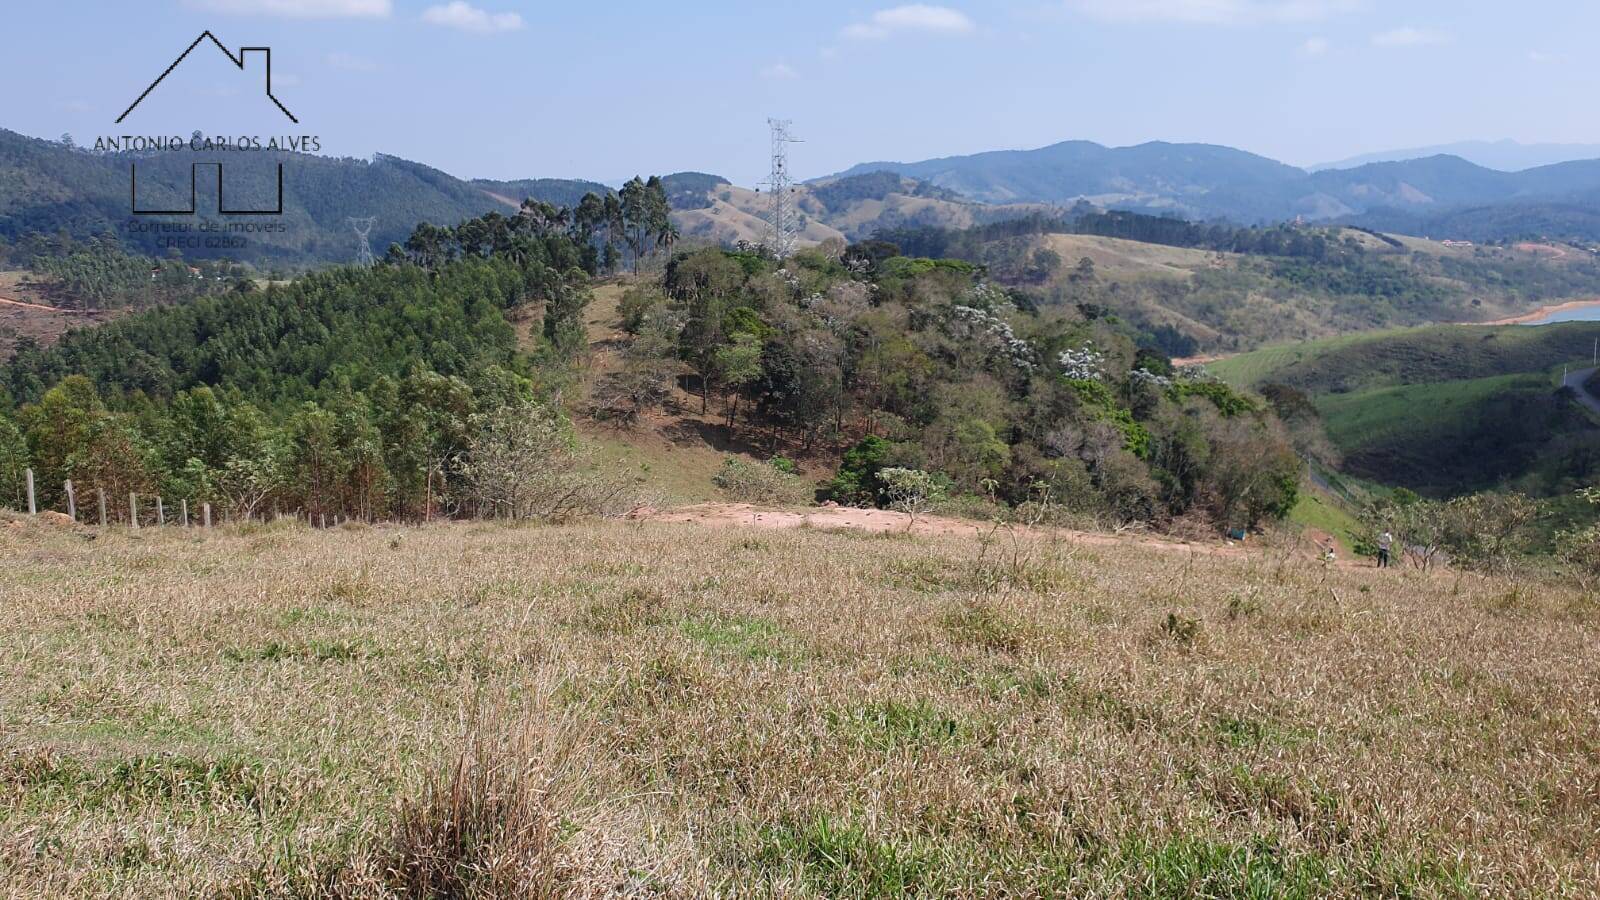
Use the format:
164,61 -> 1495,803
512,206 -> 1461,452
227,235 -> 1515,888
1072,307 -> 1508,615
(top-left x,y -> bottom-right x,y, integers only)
2,216 -> 588,408
0,211 -> 598,524
0,129 -> 609,269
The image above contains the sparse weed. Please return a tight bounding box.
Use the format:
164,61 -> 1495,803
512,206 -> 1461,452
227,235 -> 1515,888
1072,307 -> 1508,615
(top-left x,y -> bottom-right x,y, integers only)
826,699 -> 964,750
574,587 -> 666,635
1159,613 -> 1203,649
941,600 -> 1028,652
1224,593 -> 1263,621
680,612 -> 791,661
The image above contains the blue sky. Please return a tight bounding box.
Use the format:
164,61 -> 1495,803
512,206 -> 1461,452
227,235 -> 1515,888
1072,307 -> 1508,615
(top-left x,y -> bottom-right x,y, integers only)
5,1 -> 1596,184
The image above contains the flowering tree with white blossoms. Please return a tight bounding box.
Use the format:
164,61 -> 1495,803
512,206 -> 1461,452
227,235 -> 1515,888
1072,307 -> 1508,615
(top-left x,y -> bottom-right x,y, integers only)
1058,343 -> 1106,381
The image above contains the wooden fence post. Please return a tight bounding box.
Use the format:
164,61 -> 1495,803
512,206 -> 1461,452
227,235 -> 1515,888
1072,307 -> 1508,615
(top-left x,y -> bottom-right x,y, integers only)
97,489 -> 107,527
64,480 -> 76,522
25,468 -> 35,515
202,503 -> 211,528
180,499 -> 189,527
129,493 -> 139,530
156,496 -> 165,527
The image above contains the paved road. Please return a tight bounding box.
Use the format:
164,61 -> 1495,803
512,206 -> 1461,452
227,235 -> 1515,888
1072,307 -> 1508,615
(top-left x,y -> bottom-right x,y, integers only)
1563,366 -> 1600,415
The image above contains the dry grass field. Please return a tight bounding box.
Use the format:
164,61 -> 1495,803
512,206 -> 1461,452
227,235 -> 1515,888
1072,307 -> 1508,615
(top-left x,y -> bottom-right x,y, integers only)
2,515 -> 1598,897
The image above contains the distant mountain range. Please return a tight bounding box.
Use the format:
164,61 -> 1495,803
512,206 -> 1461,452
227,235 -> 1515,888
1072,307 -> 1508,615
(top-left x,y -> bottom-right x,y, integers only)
0,128 -> 1046,268
14,122 -> 1600,270
1312,140 -> 1600,173
827,140 -> 1600,237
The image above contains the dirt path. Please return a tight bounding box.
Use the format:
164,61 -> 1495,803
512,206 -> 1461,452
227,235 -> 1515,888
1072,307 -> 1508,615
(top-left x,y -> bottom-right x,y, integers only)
1477,298 -> 1600,326
1563,366 -> 1600,415
1171,352 -> 1234,368
630,502 -> 1260,559
0,295 -> 65,313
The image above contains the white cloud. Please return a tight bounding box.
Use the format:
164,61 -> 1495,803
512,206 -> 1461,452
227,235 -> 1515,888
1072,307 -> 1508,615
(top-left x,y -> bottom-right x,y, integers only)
1300,36 -> 1330,56
421,1 -> 524,33
327,52 -> 379,72
842,5 -> 976,40
1065,0 -> 1362,25
760,62 -> 800,81
1529,50 -> 1554,63
1371,27 -> 1451,47
187,0 -> 391,17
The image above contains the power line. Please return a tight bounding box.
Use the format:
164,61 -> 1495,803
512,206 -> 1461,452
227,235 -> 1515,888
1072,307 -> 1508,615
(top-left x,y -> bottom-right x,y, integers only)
348,216 -> 376,267
760,119 -> 802,260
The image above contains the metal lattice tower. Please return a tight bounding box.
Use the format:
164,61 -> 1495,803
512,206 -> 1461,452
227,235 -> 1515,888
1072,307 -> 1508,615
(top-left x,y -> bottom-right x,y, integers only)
761,119 -> 802,260
348,217 -> 377,267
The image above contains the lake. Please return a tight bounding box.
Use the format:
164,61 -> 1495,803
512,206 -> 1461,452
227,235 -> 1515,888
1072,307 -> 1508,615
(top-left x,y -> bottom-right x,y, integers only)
1525,302 -> 1600,325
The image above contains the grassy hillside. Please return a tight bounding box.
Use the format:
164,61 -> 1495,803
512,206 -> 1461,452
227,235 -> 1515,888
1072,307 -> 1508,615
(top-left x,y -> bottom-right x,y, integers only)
1313,373 -> 1593,492
670,175 -> 1047,249
1211,323 -> 1600,392
1034,234 -> 1233,281
889,213 -> 1600,356
1212,324 -> 1600,495
4,517 -> 1597,895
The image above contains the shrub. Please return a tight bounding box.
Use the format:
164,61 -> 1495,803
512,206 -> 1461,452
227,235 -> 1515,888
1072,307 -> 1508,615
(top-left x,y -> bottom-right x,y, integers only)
712,457 -> 811,505
823,436 -> 894,506
878,467 -> 947,526
366,705 -> 589,897
461,398 -> 637,521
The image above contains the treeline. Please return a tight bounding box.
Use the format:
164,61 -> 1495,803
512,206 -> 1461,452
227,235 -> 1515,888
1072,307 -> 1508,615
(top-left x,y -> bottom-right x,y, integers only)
0,210 -> 607,523
0,233 -> 253,311
443,176 -> 678,275
604,244 -> 1301,530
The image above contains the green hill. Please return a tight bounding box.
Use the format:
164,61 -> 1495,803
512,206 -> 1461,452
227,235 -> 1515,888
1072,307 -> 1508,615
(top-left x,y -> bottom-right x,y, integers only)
1211,323 -> 1600,392
1212,324 -> 1600,496
0,129 -> 605,269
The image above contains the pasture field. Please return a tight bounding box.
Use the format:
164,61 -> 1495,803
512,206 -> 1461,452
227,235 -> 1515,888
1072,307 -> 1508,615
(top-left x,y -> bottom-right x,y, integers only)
1,516 -> 1597,897
1313,372 -> 1552,449
1208,322 -> 1600,393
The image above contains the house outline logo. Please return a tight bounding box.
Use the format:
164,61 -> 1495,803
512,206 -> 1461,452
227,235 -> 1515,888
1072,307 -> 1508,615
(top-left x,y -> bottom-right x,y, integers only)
131,162 -> 284,217
118,31 -> 297,124
118,31 -> 301,217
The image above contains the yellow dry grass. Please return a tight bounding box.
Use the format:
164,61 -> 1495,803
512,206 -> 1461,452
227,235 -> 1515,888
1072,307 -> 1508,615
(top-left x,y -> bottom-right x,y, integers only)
1,516 -> 1597,897
1037,234 -> 1235,282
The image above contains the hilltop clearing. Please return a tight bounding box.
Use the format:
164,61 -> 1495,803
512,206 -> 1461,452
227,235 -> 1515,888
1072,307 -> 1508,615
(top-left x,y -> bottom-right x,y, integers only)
669,172 -> 1049,249
2,517 -> 1594,896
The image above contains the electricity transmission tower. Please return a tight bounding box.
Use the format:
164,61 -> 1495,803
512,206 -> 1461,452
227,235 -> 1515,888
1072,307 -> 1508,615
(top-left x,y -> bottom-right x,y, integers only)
761,119 -> 802,260
348,216 -> 377,267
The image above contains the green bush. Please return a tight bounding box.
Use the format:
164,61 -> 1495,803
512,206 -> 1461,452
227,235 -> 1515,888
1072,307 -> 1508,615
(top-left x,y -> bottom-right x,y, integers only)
712,458 -> 811,506
823,436 -> 894,506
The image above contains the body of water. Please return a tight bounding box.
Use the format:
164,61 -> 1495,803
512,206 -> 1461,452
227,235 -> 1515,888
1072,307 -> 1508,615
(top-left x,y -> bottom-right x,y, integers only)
1525,303 -> 1600,325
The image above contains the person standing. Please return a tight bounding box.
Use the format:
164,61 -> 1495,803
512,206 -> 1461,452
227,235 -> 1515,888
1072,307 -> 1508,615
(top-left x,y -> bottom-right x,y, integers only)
1377,531 -> 1394,569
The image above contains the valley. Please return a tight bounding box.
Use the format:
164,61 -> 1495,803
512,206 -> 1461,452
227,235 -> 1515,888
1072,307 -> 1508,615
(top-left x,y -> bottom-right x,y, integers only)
6,122 -> 1600,899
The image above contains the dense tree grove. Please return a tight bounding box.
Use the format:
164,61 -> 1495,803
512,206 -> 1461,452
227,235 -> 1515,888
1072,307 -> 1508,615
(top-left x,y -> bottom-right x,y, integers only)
612,244 -> 1302,530
0,233 -> 251,311
0,210 -> 599,524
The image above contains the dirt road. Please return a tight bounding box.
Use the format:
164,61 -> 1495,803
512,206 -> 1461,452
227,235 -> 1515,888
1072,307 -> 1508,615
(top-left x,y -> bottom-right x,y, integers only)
1563,366 -> 1600,415
629,502 -> 1260,559
0,295 -> 64,313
